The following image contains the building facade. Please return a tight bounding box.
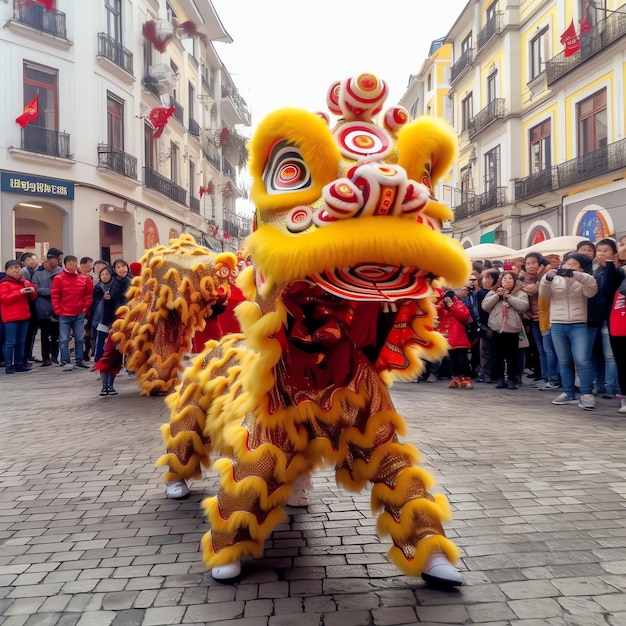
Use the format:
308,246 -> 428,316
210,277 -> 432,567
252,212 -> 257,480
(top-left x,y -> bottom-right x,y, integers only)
0,0 -> 251,264
407,0 -> 626,250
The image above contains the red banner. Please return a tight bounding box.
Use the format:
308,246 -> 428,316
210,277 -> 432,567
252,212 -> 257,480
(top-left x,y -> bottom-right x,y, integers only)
560,19 -> 580,57
15,94 -> 39,128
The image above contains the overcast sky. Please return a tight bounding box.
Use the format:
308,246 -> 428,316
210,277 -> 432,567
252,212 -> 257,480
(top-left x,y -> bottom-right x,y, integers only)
210,0 -> 468,129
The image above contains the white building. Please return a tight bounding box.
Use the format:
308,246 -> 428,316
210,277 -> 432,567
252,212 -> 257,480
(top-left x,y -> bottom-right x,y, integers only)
0,0 -> 251,264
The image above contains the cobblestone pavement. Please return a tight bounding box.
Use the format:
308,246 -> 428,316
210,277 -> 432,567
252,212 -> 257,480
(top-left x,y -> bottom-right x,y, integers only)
1,362 -> 626,626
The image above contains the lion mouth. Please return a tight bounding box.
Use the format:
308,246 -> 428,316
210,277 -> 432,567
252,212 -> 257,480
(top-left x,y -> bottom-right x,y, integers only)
309,264 -> 431,301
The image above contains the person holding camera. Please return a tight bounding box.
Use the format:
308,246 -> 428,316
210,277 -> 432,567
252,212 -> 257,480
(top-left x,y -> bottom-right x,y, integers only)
539,253 -> 598,410
481,270 -> 529,390
435,287 -> 473,389
0,259 -> 38,373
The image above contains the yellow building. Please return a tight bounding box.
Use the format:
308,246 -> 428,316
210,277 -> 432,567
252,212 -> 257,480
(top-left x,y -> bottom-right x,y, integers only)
441,0 -> 626,249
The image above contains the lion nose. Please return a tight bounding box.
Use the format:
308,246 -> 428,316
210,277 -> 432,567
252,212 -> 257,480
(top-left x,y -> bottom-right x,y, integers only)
322,161 -> 430,219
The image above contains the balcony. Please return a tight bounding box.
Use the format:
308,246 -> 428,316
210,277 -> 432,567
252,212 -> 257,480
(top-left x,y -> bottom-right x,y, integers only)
22,126 -> 70,158
223,210 -> 240,239
189,196 -> 200,214
546,6 -> 626,85
453,186 -> 508,220
12,2 -> 67,39
221,84 -> 251,127
222,157 -> 237,182
143,167 -> 187,205
515,138 -> 626,200
477,13 -> 503,53
188,118 -> 201,137
515,167 -> 555,201
170,96 -> 184,126
97,145 -> 137,179
97,33 -> 133,76
450,48 -> 473,84
468,98 -> 505,138
556,138 -> 626,188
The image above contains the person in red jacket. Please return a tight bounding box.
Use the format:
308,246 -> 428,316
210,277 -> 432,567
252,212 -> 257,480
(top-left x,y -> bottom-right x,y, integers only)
51,255 -> 93,371
0,259 -> 37,373
435,287 -> 473,389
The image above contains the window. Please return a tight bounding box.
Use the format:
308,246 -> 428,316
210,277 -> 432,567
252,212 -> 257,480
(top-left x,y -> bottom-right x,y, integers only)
461,93 -> 473,131
144,123 -> 156,169
529,27 -> 549,81
529,119 -> 551,173
170,60 -> 179,100
487,71 -> 497,103
105,0 -> 122,43
486,1 -> 498,23
23,61 -> 58,130
460,164 -> 473,201
188,82 -> 195,123
107,93 -> 124,149
170,142 -> 179,183
189,160 -> 196,197
577,88 -> 607,155
143,41 -> 153,78
580,0 -> 604,28
484,145 -> 500,190
461,33 -> 472,55
427,73 -> 432,91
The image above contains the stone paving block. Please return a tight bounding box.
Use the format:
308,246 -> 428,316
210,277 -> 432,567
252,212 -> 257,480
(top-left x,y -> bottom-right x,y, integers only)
242,598 -> 273,617
269,614 -> 323,626
141,606 -> 186,625
499,579 -> 560,599
509,597 -> 563,619
416,604 -> 470,623
321,610 -> 371,626
75,611 -> 116,626
466,602 -> 517,622
184,601 -> 244,622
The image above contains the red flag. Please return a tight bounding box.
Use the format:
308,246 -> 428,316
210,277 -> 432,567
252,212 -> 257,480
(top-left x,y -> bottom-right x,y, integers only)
199,184 -> 213,198
15,94 -> 39,128
34,0 -> 56,10
560,19 -> 580,56
147,106 -> 175,138
579,16 -> 593,35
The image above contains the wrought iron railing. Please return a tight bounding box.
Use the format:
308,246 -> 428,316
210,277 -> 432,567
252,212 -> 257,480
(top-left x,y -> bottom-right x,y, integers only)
201,73 -> 214,99
469,98 -> 505,138
545,6 -> 626,85
515,138 -> 626,199
22,126 -> 71,158
170,96 -> 184,125
97,33 -> 133,75
97,144 -> 137,179
450,48 -> 473,83
514,167 -> 555,201
223,211 -> 240,239
188,118 -> 200,137
477,13 -> 502,52
221,84 -> 251,126
222,157 -> 237,181
13,2 -> 66,38
143,167 -> 187,205
189,196 -> 200,214
453,186 -> 508,220
556,138 -> 626,187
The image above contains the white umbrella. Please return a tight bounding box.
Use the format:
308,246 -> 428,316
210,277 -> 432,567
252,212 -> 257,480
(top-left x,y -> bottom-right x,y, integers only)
463,243 -> 519,261
517,235 -> 588,258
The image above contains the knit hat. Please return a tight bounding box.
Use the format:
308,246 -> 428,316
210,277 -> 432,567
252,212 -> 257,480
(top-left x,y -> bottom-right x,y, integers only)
4,259 -> 21,270
563,252 -> 592,274
46,247 -> 63,259
129,262 -> 142,277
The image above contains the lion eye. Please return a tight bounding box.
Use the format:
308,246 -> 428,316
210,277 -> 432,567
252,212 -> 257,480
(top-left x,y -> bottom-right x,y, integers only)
263,140 -> 312,195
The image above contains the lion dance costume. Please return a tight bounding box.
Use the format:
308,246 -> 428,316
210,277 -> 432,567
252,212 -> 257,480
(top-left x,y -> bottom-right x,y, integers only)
156,74 -> 471,586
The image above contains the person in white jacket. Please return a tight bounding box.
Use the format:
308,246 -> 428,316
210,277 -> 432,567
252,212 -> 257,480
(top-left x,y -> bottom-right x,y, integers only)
539,253 -> 598,410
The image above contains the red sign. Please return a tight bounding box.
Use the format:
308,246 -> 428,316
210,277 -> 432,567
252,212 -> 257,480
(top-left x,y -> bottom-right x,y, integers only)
15,234 -> 36,248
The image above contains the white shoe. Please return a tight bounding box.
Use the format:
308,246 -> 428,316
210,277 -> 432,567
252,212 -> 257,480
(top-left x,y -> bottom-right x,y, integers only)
62,362 -> 74,372
578,393 -> 596,411
552,392 -> 578,405
286,473 -> 311,507
212,559 -> 241,582
165,480 -> 189,499
619,398 -> 626,414
421,551 -> 464,588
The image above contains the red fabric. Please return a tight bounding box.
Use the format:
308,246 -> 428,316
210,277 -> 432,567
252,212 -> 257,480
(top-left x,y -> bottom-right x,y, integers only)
435,293 -> 471,349
560,19 -> 580,56
51,270 -> 93,316
220,284 -> 245,334
610,291 -> 626,337
579,17 -> 593,35
147,107 -> 175,138
16,94 -> 39,128
192,316 -> 222,353
0,276 -> 36,323
95,331 -> 123,374
34,0 -> 56,10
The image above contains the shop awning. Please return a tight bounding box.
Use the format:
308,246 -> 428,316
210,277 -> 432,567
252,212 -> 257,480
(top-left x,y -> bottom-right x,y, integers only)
479,230 -> 497,244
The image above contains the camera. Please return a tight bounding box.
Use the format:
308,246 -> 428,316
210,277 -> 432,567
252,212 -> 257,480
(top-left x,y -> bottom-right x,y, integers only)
556,268 -> 574,277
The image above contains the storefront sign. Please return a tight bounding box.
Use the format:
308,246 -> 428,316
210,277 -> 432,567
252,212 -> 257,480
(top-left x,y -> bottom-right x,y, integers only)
15,234 -> 36,248
1,172 -> 75,199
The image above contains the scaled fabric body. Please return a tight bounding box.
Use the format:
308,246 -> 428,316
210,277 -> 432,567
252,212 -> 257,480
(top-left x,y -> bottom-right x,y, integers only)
156,75 -> 471,584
